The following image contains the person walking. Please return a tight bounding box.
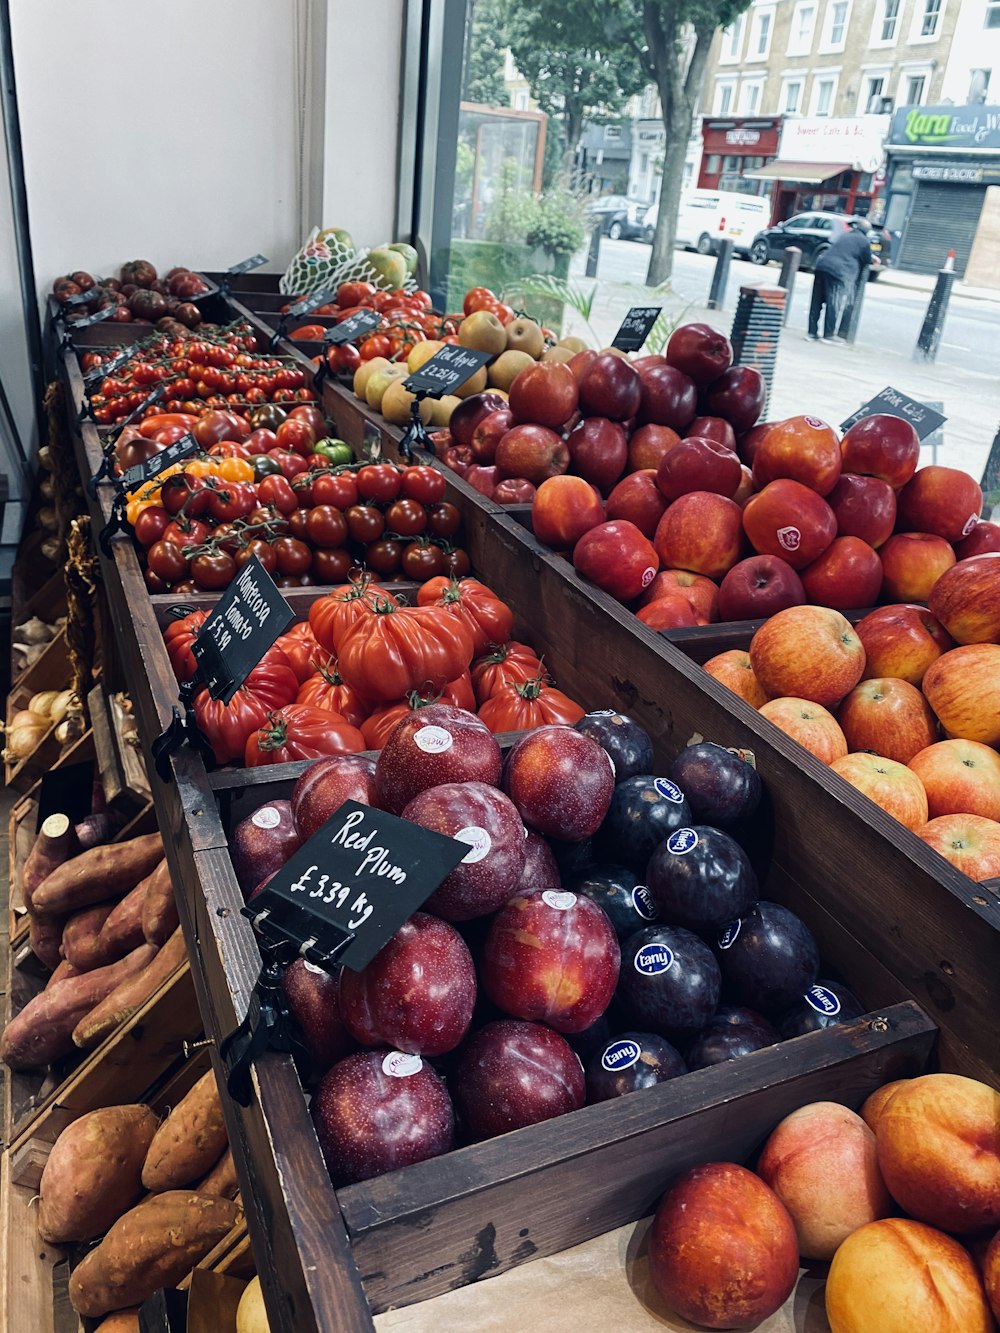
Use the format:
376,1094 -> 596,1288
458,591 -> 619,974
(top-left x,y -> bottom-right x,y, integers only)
808,218 -> 872,342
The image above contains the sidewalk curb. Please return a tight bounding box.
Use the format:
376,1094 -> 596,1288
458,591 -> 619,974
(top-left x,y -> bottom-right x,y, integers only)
876,273 -> 1000,304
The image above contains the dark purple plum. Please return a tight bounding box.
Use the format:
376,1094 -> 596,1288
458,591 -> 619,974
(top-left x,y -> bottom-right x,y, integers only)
616,925 -> 720,1038
564,1008 -> 618,1065
686,1006 -> 779,1070
778,980 -> 866,1038
518,829 -> 563,892
645,825 -> 758,930
715,901 -> 820,1015
585,1030 -> 687,1102
574,711 -> 654,782
597,775 -> 692,869
452,1019 -> 585,1141
281,959 -> 354,1081
570,863 -> 660,941
665,742 -> 763,826
311,1049 -> 454,1183
547,834 -> 598,879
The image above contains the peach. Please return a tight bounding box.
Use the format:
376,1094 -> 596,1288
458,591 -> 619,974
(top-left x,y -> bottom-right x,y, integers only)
875,1072 -> 1000,1234
648,1161 -> 798,1330
859,1079 -> 908,1133
825,1218 -> 993,1333
757,1102 -> 892,1260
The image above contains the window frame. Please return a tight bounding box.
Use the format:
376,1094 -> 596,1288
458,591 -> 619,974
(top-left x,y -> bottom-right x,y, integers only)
720,13 -> 748,63
714,77 -> 738,113
739,75 -> 767,113
857,68 -> 891,112
780,71 -> 806,113
747,6 -> 776,60
787,0 -> 818,54
910,0 -> 945,41
810,71 -> 839,115
820,0 -> 852,51
871,0 -> 901,47
986,1 -> 1000,28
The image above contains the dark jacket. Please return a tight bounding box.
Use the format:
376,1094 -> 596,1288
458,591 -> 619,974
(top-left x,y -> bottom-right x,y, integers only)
815,228 -> 871,284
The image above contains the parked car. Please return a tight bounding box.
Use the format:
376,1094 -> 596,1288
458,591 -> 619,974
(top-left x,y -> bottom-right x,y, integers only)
641,190 -> 771,255
748,211 -> 893,278
585,195 -> 652,240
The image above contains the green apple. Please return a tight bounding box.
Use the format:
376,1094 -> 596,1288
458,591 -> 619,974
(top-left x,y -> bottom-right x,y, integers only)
388,242 -> 419,276
367,247 -> 409,290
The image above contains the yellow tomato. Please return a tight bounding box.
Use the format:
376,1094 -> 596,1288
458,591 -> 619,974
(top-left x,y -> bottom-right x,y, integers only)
215,457 -> 254,483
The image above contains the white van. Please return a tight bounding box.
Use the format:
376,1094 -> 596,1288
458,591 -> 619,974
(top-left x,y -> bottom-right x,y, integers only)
642,190 -> 771,256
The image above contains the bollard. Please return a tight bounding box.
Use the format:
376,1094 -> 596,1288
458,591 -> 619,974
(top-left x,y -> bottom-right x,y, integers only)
914,262 -> 957,362
707,240 -> 734,311
777,246 -> 802,326
839,268 -> 868,344
585,223 -> 602,279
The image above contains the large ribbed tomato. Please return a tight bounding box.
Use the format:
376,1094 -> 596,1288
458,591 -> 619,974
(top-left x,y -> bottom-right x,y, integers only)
164,610 -> 209,683
360,695 -> 433,750
244,704 -> 366,766
296,658 -> 371,728
275,622 -> 323,683
192,647 -> 300,764
440,670 -> 476,712
477,678 -> 585,733
470,641 -> 546,704
416,576 -> 514,656
338,597 -> 475,702
308,579 -> 382,654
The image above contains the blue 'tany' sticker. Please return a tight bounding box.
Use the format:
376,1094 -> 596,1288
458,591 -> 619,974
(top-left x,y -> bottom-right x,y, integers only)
601,1039 -> 641,1072
654,778 -> 684,803
666,827 -> 699,855
718,919 -> 741,950
805,984 -> 841,1016
631,884 -> 658,921
634,943 -> 674,975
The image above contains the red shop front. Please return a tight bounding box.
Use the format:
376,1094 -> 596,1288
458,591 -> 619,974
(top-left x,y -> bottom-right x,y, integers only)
697,117 -> 782,195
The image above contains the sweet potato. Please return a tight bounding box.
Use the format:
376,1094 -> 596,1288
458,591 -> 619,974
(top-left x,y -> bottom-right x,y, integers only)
196,1146 -> 239,1200
23,813 -> 78,909
141,857 -> 179,946
38,1104 -> 159,1243
94,1312 -> 140,1333
94,869 -> 155,963
72,927 -> 186,1050
45,958 -> 82,989
1,944 -> 157,1070
61,901 -> 118,971
142,1068 -> 227,1191
28,907 -> 66,970
68,1191 -> 240,1318
33,831 -> 163,916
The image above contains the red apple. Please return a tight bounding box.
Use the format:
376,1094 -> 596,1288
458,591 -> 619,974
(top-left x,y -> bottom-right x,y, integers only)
800,536 -> 883,610
897,465 -> 983,543
628,423 -> 681,472
465,463 -> 497,499
654,492 -> 745,580
573,520 -> 659,602
451,1020 -> 585,1140
855,603 -> 955,686
481,888 -> 621,1032
339,913 -> 476,1055
908,739 -> 1000,821
311,1049 -> 454,1183
666,322 -> 734,385
922,643 -> 1000,746
291,754 -> 378,840
469,406 -> 514,462
837,677 -> 939,764
441,444 -> 472,477
640,569 -> 719,621
605,469 -> 667,537
576,352 -> 642,421
955,520 -> 1000,560
732,464 -> 755,505
449,390 -> 509,448
531,474 -> 605,549
503,725 -> 615,839
717,554 -> 806,621
830,752 -> 929,829
494,477 -> 536,504
495,423 -> 570,485
631,353 -> 666,373
737,421 -> 772,467
752,414 -> 842,496
684,415 -> 736,450
703,650 -> 770,708
928,553 -> 1000,644
637,595 -> 700,629
704,365 -> 766,433
879,532 -> 956,603
637,364 -> 698,430
828,473 -> 897,548
508,361 -> 579,429
749,605 -> 866,707
374,704 -> 502,814
742,478 -> 837,570
840,413 -> 920,489
759,697 -> 849,763
566,348 -> 598,382
914,813 -> 1000,881
565,416 -> 628,493
655,436 -> 742,502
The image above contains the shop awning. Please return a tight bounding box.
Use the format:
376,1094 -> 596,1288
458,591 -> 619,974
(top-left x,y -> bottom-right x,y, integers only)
743,159 -> 851,184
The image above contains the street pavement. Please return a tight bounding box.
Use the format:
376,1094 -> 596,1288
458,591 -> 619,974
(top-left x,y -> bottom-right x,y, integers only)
564,240 -> 1000,488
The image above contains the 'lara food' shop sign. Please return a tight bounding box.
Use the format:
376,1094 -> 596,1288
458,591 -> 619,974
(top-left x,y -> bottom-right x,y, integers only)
891,105 -> 1000,150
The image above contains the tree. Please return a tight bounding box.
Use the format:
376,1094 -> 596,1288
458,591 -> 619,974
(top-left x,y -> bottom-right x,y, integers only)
462,0 -> 510,107
595,0 -> 754,284
504,5 -> 646,180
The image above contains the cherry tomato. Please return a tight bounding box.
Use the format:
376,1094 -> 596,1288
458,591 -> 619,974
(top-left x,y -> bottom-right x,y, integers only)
364,538 -> 403,576
305,505 -> 349,548
312,472 -> 358,509
213,522 -> 240,554
401,465 -> 446,505
257,474 -> 298,515
289,324 -> 327,340
326,343 -> 361,375
133,506 -> 170,547
267,449 -> 309,480
190,550 -> 237,589
443,547 -> 471,577
246,504 -> 289,536
252,454 -> 282,482
147,541 -> 189,583
401,540 -> 446,580
426,501 -> 461,540
193,409 -> 245,448
356,464 -> 402,504
287,509 -> 310,541
244,428 -> 278,455
289,405 -> 326,438
384,498 -> 427,537
463,286 -> 498,316
144,567 -> 171,593
359,334 -> 392,360
311,547 -> 353,583
206,482 -> 257,523
208,440 -> 251,460
345,503 -> 385,544
235,539 -> 278,574
160,474 -> 208,517
162,518 -> 211,548
337,280 -> 376,308
272,536 -> 312,577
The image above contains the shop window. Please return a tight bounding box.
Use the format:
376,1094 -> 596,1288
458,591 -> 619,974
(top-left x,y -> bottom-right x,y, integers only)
604,125 -> 622,141
788,2 -> 817,54
987,2 -> 1000,27
879,0 -> 900,42
920,0 -> 941,37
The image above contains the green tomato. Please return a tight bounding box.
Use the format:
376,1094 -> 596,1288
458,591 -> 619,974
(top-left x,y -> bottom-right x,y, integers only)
315,439 -> 353,465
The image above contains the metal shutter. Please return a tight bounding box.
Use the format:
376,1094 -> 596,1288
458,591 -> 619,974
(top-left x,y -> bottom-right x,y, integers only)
897,182 -> 986,276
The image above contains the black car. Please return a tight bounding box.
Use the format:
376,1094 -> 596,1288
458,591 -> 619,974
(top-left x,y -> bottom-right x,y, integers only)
748,211 -> 892,278
585,195 -> 651,241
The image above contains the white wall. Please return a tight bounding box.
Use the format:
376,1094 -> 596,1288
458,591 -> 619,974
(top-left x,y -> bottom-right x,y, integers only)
939,0 -> 1000,104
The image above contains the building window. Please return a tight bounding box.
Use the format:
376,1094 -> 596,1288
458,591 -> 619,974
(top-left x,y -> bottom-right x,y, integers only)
721,15 -> 745,61
640,153 -> 649,174
788,2 -> 817,53
969,68 -> 992,100
905,73 -> 927,102
827,0 -> 849,46
783,78 -> 803,112
813,75 -> 837,114
750,9 -> 773,57
880,0 -> 900,41
861,74 -> 888,112
715,80 -> 736,113
920,0 -> 941,36
706,153 -> 722,174
740,79 -> 764,113
987,1 -> 1000,27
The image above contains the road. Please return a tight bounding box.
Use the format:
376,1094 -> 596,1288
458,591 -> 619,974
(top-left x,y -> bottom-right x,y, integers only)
583,240 -> 999,380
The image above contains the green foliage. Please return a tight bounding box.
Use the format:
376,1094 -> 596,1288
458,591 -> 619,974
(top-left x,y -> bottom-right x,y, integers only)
524,192 -> 588,259
462,0 -> 510,106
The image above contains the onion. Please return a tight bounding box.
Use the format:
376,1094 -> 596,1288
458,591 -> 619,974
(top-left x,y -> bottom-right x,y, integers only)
2,709 -> 50,761
29,690 -> 59,717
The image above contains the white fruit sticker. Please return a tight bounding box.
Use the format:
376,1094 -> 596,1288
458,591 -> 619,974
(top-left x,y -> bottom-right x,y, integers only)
414,725 -> 453,754
776,525 -> 801,552
455,825 -> 492,863
382,1051 -> 423,1078
542,890 -> 577,911
640,566 -> 657,588
303,960 -> 326,975
251,806 -> 282,829
962,513 -> 979,537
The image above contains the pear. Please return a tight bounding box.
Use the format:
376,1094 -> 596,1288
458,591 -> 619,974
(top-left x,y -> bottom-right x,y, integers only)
505,317 -> 545,359
542,345 -> 575,364
353,356 -> 390,399
367,247 -> 408,290
557,335 -> 589,353
388,242 -> 419,276
381,380 -> 435,426
365,365 -> 408,411
599,345 -> 630,360
429,395 -> 461,426
454,366 -> 489,398
458,310 -> 507,356
489,349 -> 535,391
407,339 -> 446,374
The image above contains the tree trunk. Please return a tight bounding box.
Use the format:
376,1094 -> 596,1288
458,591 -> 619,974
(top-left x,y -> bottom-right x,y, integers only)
646,130 -> 688,285
561,105 -> 585,186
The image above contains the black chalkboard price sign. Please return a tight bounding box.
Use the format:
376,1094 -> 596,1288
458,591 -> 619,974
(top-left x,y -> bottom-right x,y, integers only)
611,306 -> 662,352
325,308 -> 382,345
249,800 -> 468,972
84,342 -> 140,387
404,344 -> 493,397
288,286 -> 338,319
71,303 -> 118,330
228,254 -> 268,277
191,555 -> 295,704
840,386 -> 947,442
113,433 -> 200,496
